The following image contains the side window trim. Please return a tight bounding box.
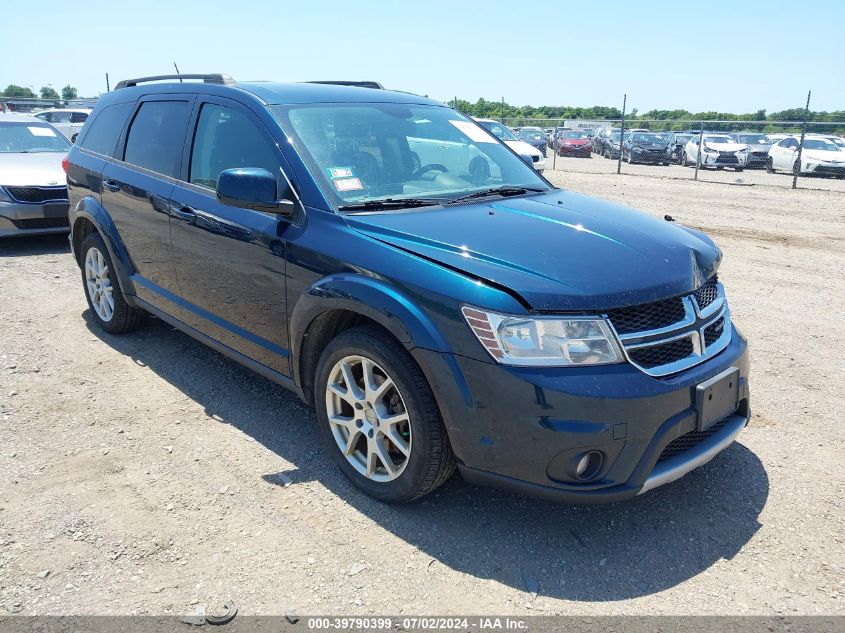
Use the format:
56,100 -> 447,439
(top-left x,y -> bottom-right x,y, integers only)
178,95 -> 302,208
115,94 -> 196,179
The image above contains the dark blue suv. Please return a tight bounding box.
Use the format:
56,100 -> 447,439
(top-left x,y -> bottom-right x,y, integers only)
65,74 -> 750,503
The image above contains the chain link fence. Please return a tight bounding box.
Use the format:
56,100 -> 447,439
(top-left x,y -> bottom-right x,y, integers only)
502,116 -> 845,192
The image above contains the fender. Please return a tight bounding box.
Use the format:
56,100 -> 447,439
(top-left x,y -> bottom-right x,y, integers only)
289,273 -> 452,387
70,195 -> 136,297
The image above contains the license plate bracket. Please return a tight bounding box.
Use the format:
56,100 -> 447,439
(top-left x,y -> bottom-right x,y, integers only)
695,367 -> 740,431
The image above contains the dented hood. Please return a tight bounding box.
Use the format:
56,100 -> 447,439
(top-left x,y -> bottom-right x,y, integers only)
345,190 -> 721,311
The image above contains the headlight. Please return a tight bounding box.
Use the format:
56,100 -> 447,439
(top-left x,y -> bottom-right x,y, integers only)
0,186 -> 14,203
703,146 -> 719,153
462,306 -> 624,367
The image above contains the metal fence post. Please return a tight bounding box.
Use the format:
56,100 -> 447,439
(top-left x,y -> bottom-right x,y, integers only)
694,124 -> 704,181
793,90 -> 812,190
616,94 -> 626,175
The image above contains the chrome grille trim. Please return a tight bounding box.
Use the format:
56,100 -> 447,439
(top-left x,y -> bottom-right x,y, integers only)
606,281 -> 731,377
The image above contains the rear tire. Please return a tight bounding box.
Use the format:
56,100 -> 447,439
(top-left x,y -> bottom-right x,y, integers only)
315,326 -> 456,503
80,233 -> 146,334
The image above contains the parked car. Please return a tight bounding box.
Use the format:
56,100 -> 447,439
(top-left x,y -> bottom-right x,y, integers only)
66,74 -> 749,504
31,108 -> 91,143
730,132 -> 772,168
474,118 -> 546,173
623,132 -> 672,165
0,113 -> 72,237
553,130 -> 592,157
682,134 -> 747,171
516,127 -> 547,156
767,137 -> 845,177
547,127 -> 570,149
592,127 -> 622,159
668,133 -> 695,164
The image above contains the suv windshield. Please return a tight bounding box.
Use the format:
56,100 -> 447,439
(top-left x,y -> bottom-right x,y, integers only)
273,104 -> 549,209
0,122 -> 71,153
476,120 -> 518,141
518,129 -> 545,140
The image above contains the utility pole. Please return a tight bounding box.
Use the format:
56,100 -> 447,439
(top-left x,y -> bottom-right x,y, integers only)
793,90 -> 811,190
105,73 -> 110,92
616,94 -> 626,175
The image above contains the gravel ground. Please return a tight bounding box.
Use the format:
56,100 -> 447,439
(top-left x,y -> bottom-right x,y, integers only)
546,153 -> 845,193
0,173 -> 843,617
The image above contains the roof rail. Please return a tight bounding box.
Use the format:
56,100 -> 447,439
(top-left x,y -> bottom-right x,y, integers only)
114,74 -> 236,89
306,80 -> 384,89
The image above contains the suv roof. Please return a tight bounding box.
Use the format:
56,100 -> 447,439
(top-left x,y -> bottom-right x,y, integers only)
100,75 -> 438,108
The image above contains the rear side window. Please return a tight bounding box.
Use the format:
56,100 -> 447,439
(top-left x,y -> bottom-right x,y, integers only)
124,101 -> 191,177
70,112 -> 88,123
189,104 -> 279,190
79,103 -> 133,156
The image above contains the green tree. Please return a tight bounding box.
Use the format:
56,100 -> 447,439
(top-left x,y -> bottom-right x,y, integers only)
3,84 -> 36,98
61,85 -> 78,100
40,85 -> 60,99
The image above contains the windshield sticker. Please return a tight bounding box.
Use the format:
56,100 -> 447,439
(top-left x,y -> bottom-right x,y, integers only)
334,177 -> 364,192
327,166 -> 354,179
28,126 -> 56,137
449,120 -> 496,143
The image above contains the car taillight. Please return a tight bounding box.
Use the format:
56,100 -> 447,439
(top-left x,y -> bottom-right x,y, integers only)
61,155 -> 69,173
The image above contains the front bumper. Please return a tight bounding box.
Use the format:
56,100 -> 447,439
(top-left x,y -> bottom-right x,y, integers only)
805,162 -> 845,176
558,145 -> 592,156
414,323 -> 749,503
630,150 -> 670,163
0,200 -> 70,237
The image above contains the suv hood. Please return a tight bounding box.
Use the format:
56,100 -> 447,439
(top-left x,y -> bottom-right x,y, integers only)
0,152 -> 66,187
345,191 -> 720,311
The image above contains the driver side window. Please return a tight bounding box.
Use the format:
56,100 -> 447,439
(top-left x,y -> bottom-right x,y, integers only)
189,104 -> 281,191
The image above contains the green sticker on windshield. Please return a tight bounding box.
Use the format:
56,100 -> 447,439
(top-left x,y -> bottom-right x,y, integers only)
327,166 -> 354,179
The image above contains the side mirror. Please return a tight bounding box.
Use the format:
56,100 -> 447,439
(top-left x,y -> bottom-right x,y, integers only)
519,154 -> 535,167
216,167 -> 295,216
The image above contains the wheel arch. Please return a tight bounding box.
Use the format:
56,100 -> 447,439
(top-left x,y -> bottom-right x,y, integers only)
290,274 -> 451,404
70,199 -> 136,296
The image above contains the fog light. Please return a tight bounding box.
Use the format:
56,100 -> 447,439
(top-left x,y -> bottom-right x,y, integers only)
574,451 -> 604,480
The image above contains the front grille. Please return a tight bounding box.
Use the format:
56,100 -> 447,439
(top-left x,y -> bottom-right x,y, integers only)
752,151 -> 768,157
11,217 -> 70,230
608,275 -> 729,377
694,275 -> 719,310
628,337 -> 694,369
656,415 -> 731,464
607,296 -> 686,334
703,317 -> 725,347
6,186 -> 68,204
717,152 -> 738,164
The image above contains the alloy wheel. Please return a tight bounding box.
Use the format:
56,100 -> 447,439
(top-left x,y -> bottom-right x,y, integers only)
85,247 -> 114,322
325,355 -> 412,482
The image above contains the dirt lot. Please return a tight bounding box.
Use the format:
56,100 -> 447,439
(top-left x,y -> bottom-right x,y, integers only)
1,173 -> 843,617
547,153 -> 845,193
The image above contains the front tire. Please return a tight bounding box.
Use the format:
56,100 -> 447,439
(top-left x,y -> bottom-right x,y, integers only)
80,233 -> 146,334
315,326 -> 456,503
766,157 -> 775,173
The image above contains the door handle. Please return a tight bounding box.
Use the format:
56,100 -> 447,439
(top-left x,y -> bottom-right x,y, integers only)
102,179 -> 120,192
170,204 -> 197,223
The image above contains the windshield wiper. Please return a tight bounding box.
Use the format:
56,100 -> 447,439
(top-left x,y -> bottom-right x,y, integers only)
446,186 -> 545,206
338,197 -> 443,212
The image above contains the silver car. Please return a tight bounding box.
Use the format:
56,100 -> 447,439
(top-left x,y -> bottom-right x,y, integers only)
0,113 -> 71,237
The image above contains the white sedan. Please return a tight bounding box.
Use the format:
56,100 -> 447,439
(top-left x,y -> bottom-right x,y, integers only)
31,108 -> 91,143
767,137 -> 845,178
682,134 -> 747,171
473,118 -> 547,173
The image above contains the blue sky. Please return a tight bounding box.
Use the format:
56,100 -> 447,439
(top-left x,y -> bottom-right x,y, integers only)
2,0 -> 843,114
